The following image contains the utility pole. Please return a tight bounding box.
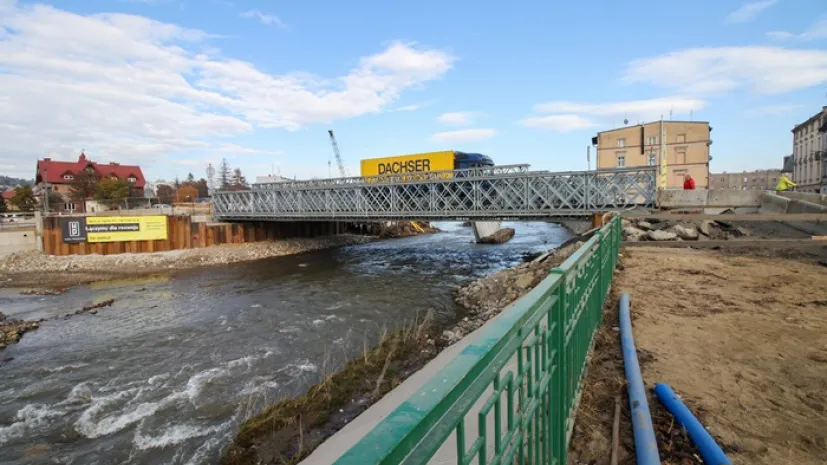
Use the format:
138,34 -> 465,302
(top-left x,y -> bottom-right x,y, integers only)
587,146 -> 591,171
43,169 -> 49,213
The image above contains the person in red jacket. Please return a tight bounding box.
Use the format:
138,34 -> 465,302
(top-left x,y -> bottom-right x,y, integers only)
683,174 -> 696,190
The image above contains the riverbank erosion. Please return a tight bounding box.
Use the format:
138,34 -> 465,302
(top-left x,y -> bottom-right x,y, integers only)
0,234 -> 375,289
568,247 -> 827,465
220,231 -> 588,464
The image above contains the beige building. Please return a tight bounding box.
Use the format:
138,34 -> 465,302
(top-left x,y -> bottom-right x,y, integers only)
709,170 -> 784,190
792,106 -> 827,193
594,121 -> 711,189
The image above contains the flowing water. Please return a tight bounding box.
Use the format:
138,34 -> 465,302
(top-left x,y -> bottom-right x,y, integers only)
0,222 -> 571,465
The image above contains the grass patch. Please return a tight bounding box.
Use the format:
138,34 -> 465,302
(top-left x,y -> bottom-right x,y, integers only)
220,311 -> 436,465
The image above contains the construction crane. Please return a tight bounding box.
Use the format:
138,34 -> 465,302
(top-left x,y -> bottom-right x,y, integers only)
327,130 -> 347,178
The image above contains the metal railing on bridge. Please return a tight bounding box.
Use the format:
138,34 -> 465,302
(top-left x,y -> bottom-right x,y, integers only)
332,216 -> 622,465
212,167 -> 656,220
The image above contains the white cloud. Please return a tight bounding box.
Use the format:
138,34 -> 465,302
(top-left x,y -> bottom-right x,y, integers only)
517,115 -> 597,132
0,3 -> 454,177
520,97 -> 705,132
436,111 -> 479,126
534,97 -> 705,121
767,19 -> 827,41
624,46 -> 827,95
725,0 -> 777,24
390,99 -> 437,112
745,103 -> 803,116
240,9 -> 284,28
430,128 -> 497,143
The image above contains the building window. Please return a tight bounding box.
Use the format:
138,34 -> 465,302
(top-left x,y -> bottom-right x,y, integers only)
772,177 -> 777,183
677,134 -> 686,143
128,177 -> 137,183
64,203 -> 76,211
648,151 -> 656,166
743,177 -> 748,183
63,175 -> 74,180
721,178 -> 725,183
617,138 -> 626,148
647,136 -> 657,145
616,152 -> 626,168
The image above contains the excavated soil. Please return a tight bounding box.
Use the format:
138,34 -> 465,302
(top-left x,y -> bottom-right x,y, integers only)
569,248 -> 827,465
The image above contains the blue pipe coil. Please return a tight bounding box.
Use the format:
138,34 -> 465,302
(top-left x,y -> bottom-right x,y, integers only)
619,292 -> 661,465
653,383 -> 732,465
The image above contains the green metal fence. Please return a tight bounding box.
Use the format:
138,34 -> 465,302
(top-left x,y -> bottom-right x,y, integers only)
333,216 -> 622,465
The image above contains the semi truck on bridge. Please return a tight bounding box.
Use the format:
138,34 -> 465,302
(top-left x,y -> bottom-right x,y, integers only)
360,150 -> 494,178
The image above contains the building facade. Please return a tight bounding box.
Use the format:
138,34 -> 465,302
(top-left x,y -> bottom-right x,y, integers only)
709,170 -> 784,190
35,152 -> 146,212
594,120 -> 711,189
792,106 -> 827,193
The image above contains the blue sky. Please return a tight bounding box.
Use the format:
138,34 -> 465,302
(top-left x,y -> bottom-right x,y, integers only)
1,0 -> 826,182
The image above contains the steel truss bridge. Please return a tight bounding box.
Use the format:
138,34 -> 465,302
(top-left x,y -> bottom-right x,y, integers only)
212,165 -> 657,221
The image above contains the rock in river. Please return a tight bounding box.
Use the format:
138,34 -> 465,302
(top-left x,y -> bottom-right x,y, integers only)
479,228 -> 516,244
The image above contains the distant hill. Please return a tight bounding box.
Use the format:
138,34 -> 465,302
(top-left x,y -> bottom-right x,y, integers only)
0,176 -> 34,188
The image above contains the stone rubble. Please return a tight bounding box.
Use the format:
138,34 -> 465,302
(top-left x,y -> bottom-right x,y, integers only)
622,217 -> 749,242
443,238 -> 586,345
0,312 -> 39,350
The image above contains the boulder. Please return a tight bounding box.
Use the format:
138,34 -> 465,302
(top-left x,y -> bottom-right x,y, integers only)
636,221 -> 653,231
479,228 -> 516,244
698,220 -> 713,236
669,225 -> 699,241
623,227 -> 647,242
514,274 -> 534,290
647,230 -> 678,241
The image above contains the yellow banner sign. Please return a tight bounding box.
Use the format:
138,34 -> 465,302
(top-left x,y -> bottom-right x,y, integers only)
86,216 -> 168,243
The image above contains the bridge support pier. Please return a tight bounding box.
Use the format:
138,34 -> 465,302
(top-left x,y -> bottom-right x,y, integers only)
471,221 -> 503,243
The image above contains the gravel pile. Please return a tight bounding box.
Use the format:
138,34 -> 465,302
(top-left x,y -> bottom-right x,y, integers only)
0,234 -> 375,277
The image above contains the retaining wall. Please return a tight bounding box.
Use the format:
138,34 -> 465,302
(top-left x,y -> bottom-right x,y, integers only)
657,189 -> 764,208
760,193 -> 827,235
41,216 -> 354,256
0,229 -> 37,256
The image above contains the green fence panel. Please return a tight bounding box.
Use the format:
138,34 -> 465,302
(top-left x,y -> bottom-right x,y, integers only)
333,216 -> 622,465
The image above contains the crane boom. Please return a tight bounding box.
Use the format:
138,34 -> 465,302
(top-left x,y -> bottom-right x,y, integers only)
327,130 -> 347,178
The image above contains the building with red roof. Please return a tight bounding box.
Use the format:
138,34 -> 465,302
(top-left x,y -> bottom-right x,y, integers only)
35,152 -> 146,212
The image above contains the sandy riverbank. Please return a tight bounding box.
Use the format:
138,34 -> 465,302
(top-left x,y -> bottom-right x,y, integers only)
0,234 -> 376,289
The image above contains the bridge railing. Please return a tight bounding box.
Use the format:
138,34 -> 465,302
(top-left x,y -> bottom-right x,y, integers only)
332,216 -> 622,465
213,168 -> 656,220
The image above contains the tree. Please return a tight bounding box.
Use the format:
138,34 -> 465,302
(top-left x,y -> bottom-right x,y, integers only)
186,172 -> 195,183
230,167 -> 248,188
43,188 -> 64,212
0,195 -> 6,213
218,158 -> 232,189
69,169 -> 99,203
173,177 -> 181,189
156,185 -> 175,205
93,178 -> 130,209
194,178 -> 209,198
176,184 -> 198,203
9,185 -> 37,212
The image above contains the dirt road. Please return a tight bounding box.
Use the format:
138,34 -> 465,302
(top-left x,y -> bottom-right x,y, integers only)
569,247 -> 827,465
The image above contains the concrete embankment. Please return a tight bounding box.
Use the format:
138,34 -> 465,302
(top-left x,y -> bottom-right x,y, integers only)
0,234 -> 375,289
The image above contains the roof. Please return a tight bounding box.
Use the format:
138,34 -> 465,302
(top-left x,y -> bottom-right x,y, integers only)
1,190 -> 14,200
792,106 -> 827,132
596,120 -> 710,135
35,152 -> 146,188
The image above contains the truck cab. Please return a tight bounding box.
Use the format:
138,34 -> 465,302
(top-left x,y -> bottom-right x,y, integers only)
454,152 -> 495,170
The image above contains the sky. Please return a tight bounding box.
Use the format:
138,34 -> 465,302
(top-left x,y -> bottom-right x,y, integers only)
1,0 -> 826,182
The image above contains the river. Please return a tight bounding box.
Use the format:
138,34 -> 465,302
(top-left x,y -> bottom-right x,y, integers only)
0,221 -> 571,465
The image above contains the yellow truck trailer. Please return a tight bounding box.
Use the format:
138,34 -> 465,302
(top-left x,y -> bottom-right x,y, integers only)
360,151 -> 455,178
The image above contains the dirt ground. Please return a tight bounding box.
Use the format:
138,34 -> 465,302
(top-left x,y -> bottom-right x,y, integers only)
569,247 -> 827,465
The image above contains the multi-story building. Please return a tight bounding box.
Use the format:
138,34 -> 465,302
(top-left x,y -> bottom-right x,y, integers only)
593,120 -> 711,189
34,152 -> 146,212
792,106 -> 827,193
709,170 -> 784,190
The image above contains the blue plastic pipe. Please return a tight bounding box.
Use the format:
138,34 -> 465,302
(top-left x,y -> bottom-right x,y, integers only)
619,292 -> 661,465
654,383 -> 731,465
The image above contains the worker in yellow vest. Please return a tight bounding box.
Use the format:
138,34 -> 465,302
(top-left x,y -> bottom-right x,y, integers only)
775,174 -> 796,192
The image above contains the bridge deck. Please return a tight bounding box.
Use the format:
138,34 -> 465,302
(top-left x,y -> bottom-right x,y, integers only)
212,166 -> 657,221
